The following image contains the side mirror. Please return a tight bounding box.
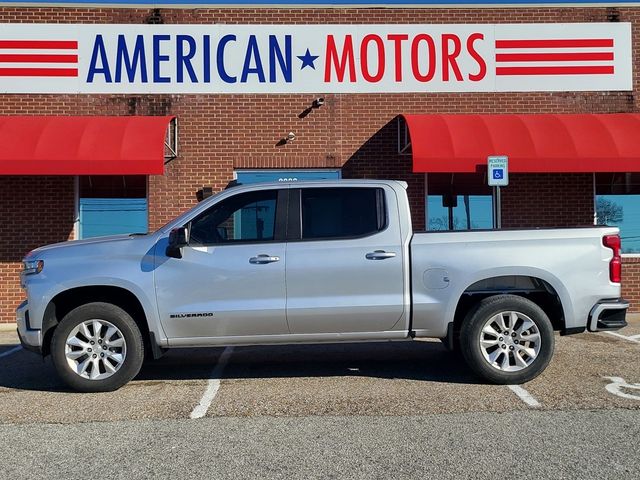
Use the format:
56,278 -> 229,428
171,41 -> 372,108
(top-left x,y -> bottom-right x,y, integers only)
166,227 -> 189,259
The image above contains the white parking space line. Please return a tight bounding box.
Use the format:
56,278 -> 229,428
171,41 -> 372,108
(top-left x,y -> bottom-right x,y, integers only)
0,346 -> 22,359
190,346 -> 234,419
507,385 -> 540,407
603,332 -> 640,345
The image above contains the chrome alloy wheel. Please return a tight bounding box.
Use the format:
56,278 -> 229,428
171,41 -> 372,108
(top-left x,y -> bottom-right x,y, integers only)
64,319 -> 127,380
479,311 -> 541,372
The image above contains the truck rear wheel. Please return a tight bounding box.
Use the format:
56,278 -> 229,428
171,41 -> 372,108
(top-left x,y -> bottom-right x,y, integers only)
51,302 -> 144,392
460,295 -> 554,385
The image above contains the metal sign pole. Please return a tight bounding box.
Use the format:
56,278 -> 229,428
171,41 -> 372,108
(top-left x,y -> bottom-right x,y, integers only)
492,186 -> 496,228
496,186 -> 501,229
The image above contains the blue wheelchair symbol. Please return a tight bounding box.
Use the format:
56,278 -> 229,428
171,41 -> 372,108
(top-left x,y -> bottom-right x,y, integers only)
493,169 -> 504,180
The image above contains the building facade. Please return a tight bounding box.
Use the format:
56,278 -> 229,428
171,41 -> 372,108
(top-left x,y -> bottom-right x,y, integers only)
1,2 -> 640,323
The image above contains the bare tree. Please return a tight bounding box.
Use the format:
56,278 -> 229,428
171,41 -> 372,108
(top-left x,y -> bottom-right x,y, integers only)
596,198 -> 623,225
429,215 -> 464,231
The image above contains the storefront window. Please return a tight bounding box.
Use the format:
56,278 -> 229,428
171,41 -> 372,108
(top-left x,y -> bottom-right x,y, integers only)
426,173 -> 494,231
595,173 -> 640,254
78,176 -> 148,239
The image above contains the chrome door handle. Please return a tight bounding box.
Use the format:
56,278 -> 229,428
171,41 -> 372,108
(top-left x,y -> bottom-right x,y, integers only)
366,250 -> 396,260
249,254 -> 280,264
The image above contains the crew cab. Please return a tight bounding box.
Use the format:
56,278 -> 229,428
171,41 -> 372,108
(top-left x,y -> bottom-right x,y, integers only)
16,180 -> 628,392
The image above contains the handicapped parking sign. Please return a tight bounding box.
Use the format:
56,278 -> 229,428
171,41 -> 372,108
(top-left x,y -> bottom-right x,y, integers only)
488,156 -> 509,186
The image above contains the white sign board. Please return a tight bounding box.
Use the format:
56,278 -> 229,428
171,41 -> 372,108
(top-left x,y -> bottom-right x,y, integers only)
488,156 -> 509,186
0,23 -> 632,94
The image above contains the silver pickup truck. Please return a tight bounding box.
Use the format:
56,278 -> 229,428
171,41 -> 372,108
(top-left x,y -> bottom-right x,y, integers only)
17,180 -> 628,392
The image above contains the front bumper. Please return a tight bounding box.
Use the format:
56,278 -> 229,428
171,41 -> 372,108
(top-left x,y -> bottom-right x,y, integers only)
588,298 -> 629,332
16,300 -> 42,354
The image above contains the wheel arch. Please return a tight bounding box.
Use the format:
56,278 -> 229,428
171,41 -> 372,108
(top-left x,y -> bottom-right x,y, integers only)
41,285 -> 151,357
452,274 -> 567,340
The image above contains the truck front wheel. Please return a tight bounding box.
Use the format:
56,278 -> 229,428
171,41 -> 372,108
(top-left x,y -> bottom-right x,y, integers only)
51,302 -> 144,392
460,295 -> 555,385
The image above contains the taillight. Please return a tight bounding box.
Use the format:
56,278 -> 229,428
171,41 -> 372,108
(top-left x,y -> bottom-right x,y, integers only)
603,234 -> 622,283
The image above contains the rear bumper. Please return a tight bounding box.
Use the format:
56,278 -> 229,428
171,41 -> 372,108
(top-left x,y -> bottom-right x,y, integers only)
16,300 -> 42,354
588,298 -> 629,332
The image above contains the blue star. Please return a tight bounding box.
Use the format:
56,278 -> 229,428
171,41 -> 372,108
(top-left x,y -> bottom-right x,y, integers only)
297,48 -> 319,70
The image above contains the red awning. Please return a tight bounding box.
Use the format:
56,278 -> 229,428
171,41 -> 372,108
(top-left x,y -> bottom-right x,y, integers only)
403,113 -> 640,173
0,116 -> 174,175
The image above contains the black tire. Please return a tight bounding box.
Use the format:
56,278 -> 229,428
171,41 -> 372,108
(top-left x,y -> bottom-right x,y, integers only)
460,294 -> 555,385
51,302 -> 144,392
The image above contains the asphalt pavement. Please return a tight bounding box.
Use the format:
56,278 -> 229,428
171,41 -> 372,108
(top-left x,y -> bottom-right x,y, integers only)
0,316 -> 639,478
0,410 -> 638,479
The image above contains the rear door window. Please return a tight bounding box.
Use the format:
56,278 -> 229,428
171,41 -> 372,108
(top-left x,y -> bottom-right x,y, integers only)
300,188 -> 385,240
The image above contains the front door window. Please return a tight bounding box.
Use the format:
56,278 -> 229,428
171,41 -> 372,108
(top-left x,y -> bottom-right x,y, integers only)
189,190 -> 278,245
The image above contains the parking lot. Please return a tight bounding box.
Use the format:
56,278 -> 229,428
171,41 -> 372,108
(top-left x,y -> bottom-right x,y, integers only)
1,317 -> 639,422
0,316 -> 640,480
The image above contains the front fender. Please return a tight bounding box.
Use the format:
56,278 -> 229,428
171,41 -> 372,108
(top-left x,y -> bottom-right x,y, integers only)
27,275 -> 166,345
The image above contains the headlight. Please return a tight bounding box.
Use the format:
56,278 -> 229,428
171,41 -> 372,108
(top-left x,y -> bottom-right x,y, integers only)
22,259 -> 44,275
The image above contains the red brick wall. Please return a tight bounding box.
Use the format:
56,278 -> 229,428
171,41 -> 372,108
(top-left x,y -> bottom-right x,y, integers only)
622,257 -> 640,312
502,174 -> 595,228
0,176 -> 75,323
0,6 -> 639,322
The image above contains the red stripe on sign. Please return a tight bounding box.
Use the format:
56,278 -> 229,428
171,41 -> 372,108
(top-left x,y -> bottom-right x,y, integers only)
0,68 -> 78,77
495,39 -> 614,49
0,54 -> 78,63
0,40 -> 78,49
496,52 -> 614,62
496,66 -> 614,75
